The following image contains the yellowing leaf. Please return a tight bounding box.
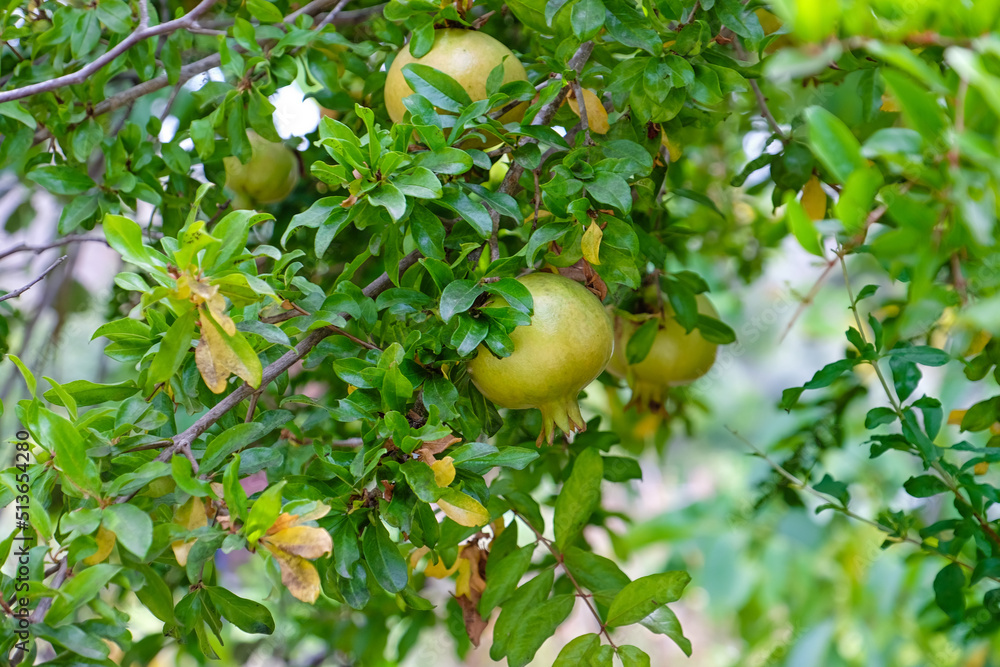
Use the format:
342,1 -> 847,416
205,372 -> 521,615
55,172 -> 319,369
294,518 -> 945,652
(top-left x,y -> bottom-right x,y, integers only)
171,496 -> 207,567
581,221 -> 603,265
424,553 -> 463,579
83,525 -> 116,565
195,306 -> 263,393
430,457 -> 456,487
880,93 -> 900,112
454,557 -> 473,598
261,526 -> 333,560
567,88 -> 610,134
661,133 -> 683,162
524,210 -> 553,225
948,409 -> 967,425
436,491 -> 490,528
262,543 -> 322,603
801,175 -> 827,220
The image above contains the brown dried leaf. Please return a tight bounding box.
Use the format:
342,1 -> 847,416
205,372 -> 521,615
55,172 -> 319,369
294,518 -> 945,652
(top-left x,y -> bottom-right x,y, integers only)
416,434 -> 461,461
455,594 -> 488,647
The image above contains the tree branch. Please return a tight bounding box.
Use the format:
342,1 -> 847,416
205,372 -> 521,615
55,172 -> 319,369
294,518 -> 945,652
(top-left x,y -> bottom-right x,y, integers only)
0,0 -> 220,104
0,256 -> 67,303
114,250 -> 423,503
484,41 -> 595,266
0,235 -> 109,263
32,0 -> 370,142
725,428 -> 997,582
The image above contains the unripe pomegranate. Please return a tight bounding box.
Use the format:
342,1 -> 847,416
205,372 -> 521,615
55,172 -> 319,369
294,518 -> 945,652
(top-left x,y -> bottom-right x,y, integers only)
384,29 -> 529,148
467,273 -> 614,445
607,294 -> 719,411
224,131 -> 300,209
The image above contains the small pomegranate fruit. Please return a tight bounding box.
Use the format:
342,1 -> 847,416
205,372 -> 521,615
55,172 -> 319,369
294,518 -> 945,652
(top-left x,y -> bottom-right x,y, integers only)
224,131 -> 300,209
607,294 -> 719,412
384,29 -> 529,147
467,273 -> 614,445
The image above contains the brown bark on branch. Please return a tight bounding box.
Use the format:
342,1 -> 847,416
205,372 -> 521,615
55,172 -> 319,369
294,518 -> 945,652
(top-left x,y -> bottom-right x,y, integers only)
0,0 -> 221,105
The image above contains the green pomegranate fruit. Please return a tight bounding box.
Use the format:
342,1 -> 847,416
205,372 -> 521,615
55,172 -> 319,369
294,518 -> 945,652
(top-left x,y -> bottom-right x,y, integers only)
223,131 -> 300,209
607,294 -> 719,411
384,29 -> 529,148
467,272 -> 614,445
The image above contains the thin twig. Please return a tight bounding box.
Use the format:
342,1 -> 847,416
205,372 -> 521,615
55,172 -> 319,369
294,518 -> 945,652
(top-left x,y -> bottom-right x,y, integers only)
0,235 -> 109,263
0,256 -> 67,303
313,0 -> 350,32
726,428 -> 997,581
571,80 -> 594,146
0,0 -> 220,104
510,508 -> 618,650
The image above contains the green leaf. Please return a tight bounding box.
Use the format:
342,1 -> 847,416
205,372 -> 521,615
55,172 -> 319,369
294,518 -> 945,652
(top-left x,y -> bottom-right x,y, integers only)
245,481 -> 285,546
903,474 -> 949,498
639,605 -> 692,656
38,407 -> 102,497
103,214 -> 159,271
933,562 -> 966,623
246,0 -> 284,23
803,358 -> 858,389
804,106 -> 867,185
491,569 -> 555,661
148,309 -> 197,387
605,571 -> 690,628
401,64 -> 473,113
886,346 -> 950,367
813,474 -> 849,506
563,547 -> 630,595
223,456 -> 249,524
369,182 -> 407,221
618,645 -> 651,667
45,564 -> 121,625
571,0 -> 605,40
588,173 -> 632,213
626,318 -> 659,364
835,165 -> 884,235
439,279 -> 484,323
865,406 -> 897,428
102,504 -> 153,559
362,519 -> 408,594
27,165 -> 95,195
554,448 -> 604,549
42,379 -> 138,406
172,454 -> 214,497
785,195 -> 824,256
961,397 -> 1000,432
202,413 -> 292,473
485,278 -> 533,315
205,586 -> 275,635
553,634 -> 601,666
885,71 -> 949,143
479,543 -> 534,615
505,594 -> 576,667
